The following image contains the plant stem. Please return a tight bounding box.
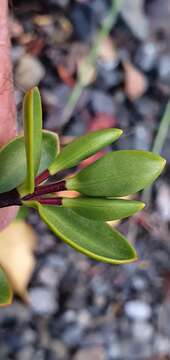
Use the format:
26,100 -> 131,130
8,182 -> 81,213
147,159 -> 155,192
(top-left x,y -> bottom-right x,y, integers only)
61,0 -> 122,125
32,197 -> 62,206
142,102 -> 170,203
35,169 -> 50,186
23,180 -> 66,200
0,189 -> 21,208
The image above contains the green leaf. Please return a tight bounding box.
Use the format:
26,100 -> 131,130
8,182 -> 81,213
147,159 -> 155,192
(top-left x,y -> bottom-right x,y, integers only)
66,150 -> 166,197
63,197 -> 145,221
49,128 -> 122,175
0,266 -> 13,306
26,201 -> 137,264
19,87 -> 43,196
15,206 -> 29,221
0,131 -> 59,194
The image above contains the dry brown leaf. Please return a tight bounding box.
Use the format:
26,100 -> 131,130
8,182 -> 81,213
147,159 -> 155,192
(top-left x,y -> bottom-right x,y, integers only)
0,221 -> 37,300
123,60 -> 148,101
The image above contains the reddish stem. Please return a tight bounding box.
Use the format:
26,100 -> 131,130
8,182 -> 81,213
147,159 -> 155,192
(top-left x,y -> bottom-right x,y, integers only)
23,180 -> 66,200
33,197 -> 62,206
35,169 -> 50,186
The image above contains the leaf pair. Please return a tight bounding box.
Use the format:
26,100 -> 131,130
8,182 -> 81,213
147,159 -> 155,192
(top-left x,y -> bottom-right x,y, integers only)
0,87 -> 166,306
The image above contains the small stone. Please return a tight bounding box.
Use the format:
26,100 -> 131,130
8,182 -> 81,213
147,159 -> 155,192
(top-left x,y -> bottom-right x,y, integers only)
125,300 -> 152,321
62,324 -> 83,347
135,42 -> 158,72
132,321 -> 154,341
17,346 -> 34,360
154,335 -> 170,354
38,266 -> 60,288
15,54 -> 45,90
131,275 -> 148,291
73,346 -> 106,360
90,90 -> 115,115
158,55 -> 170,83
134,123 -> 151,151
22,328 -> 37,345
156,184 -> 170,221
29,287 -> 57,315
121,0 -> 149,40
78,309 -> 91,328
50,340 -> 68,360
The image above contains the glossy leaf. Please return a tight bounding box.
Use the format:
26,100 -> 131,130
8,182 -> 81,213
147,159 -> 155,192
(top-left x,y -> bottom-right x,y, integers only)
49,128 -> 122,175
63,197 -> 145,221
15,206 -> 29,221
19,87 -> 42,196
0,266 -> 13,306
0,131 -> 59,194
26,201 -> 137,264
67,150 -> 166,197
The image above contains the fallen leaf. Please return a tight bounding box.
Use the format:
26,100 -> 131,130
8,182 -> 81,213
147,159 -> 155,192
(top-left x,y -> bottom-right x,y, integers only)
57,64 -> 75,87
123,60 -> 148,101
0,221 -> 37,300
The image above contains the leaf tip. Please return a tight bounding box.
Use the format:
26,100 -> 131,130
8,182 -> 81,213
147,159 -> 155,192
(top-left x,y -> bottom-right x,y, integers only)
161,157 -> 166,171
140,202 -> 145,210
114,128 -> 123,138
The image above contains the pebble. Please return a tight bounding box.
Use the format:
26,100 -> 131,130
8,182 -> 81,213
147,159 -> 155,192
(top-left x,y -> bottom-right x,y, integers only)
29,287 -> 57,315
90,90 -> 115,115
134,123 -> 151,150
38,265 -> 61,288
17,346 -> 35,360
15,54 -> 45,90
131,275 -> 148,291
62,324 -> 83,347
135,42 -> 158,72
50,340 -> 68,360
132,321 -> 154,341
121,0 -> 149,40
154,335 -> 170,354
73,346 -> 106,360
125,300 -> 152,321
158,55 -> 170,83
48,0 -> 69,7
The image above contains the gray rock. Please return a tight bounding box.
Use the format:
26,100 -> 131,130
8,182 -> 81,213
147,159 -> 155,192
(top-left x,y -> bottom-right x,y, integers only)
50,340 -> 68,360
135,42 -> 158,71
38,266 -> 61,288
62,324 -> 83,347
132,321 -> 154,341
15,54 -> 45,90
154,335 -> 170,354
121,0 -> 149,40
90,90 -> 115,115
73,346 -> 106,360
158,55 -> 170,83
49,0 -> 69,7
125,300 -> 152,321
29,287 -> 57,315
17,346 -> 34,360
134,123 -> 151,151
21,328 -> 37,345
108,340 -> 123,359
132,275 -> 148,291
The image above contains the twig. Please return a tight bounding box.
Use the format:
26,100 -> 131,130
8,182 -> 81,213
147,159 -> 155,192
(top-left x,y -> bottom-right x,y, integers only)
61,0 -> 123,125
142,102 -> 170,204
